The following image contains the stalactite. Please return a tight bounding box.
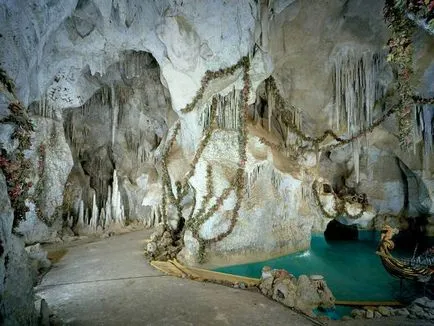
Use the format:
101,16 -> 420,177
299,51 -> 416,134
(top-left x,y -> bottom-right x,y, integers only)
201,88 -> 240,132
315,143 -> 320,175
270,169 -> 282,192
333,49 -> 386,184
121,51 -> 151,80
245,162 -> 286,197
413,104 -> 434,171
246,163 -> 266,197
353,138 -> 360,184
333,49 -> 387,134
268,85 -> 273,132
111,84 -> 118,146
200,101 -> 213,132
215,88 -> 240,130
36,91 -> 55,119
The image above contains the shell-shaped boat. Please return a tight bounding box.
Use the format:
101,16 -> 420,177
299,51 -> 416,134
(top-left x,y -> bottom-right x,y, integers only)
376,225 -> 434,282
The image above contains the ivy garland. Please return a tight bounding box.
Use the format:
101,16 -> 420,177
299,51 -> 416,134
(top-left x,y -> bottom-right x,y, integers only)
34,143 -> 47,223
0,76 -> 34,228
384,0 -> 417,149
311,180 -> 367,221
258,76 -> 399,155
383,1 -> 434,150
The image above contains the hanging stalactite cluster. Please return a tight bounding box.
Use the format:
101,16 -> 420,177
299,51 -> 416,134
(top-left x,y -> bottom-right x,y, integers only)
258,76 -> 398,156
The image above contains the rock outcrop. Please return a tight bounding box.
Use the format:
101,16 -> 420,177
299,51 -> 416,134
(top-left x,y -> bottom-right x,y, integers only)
259,266 -> 335,316
0,171 -> 37,325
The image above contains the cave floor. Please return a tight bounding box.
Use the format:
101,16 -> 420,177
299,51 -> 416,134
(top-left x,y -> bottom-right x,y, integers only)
35,230 -> 430,326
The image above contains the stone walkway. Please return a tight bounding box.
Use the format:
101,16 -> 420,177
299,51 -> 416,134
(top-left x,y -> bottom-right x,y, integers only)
35,230 -> 430,326
36,230 -> 312,325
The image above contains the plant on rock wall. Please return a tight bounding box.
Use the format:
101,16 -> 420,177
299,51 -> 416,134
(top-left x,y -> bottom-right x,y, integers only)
384,0 -> 416,149
0,100 -> 34,228
34,143 -> 47,223
394,0 -> 434,29
384,1 -> 434,150
0,67 -> 15,94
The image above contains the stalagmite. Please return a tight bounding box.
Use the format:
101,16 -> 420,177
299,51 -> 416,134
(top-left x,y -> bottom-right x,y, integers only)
104,186 -> 112,228
67,213 -> 74,228
268,87 -> 273,132
90,193 -> 98,231
99,207 -> 106,228
84,208 -> 89,226
77,200 -> 85,227
111,170 -> 125,226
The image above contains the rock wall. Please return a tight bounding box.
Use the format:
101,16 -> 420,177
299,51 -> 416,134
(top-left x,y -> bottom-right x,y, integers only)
0,0 -> 433,271
0,172 -> 36,325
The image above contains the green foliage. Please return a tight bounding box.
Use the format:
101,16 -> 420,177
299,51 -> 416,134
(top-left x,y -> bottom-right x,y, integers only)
383,0 -> 434,149
394,0 -> 434,28
0,101 -> 34,228
0,67 -> 16,95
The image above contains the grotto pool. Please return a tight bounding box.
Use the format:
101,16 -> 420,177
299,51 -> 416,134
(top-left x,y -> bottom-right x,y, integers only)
215,232 -> 404,317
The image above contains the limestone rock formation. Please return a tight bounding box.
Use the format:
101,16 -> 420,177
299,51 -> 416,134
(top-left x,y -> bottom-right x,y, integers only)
0,0 -> 433,268
259,266 -> 335,315
0,172 -> 37,325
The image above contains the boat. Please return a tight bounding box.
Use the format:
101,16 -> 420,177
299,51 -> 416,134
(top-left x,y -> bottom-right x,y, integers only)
376,225 -> 434,283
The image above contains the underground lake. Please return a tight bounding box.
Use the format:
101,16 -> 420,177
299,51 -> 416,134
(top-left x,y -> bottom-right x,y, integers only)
215,231 -> 406,302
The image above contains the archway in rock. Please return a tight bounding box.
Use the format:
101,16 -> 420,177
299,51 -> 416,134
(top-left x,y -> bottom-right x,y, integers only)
324,219 -> 359,242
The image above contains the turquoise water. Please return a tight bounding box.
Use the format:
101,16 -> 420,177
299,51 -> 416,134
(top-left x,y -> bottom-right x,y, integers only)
215,232 -> 402,302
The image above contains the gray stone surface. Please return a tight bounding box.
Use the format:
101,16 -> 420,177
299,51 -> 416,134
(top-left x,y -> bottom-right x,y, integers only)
36,230 -> 312,326
34,230 -> 434,326
0,172 -> 37,326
